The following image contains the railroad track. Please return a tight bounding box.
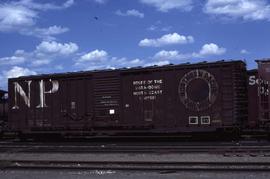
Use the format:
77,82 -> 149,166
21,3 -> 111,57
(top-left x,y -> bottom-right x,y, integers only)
0,141 -> 270,172
0,141 -> 270,155
0,160 -> 270,171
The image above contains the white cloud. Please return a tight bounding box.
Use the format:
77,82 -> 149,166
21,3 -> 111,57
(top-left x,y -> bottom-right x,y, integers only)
130,58 -> 142,64
144,60 -> 170,67
147,25 -> 158,31
160,26 -> 172,32
0,40 -> 78,89
14,0 -> 74,11
240,49 -> 249,54
36,41 -> 79,55
34,26 -> 69,36
0,56 -> 26,66
112,57 -> 144,67
3,66 -> 36,79
75,50 -> 144,70
0,41 -> 79,68
0,4 -> 37,31
204,0 -> 270,21
147,25 -> 172,32
153,50 -> 187,60
55,65 -> 64,70
75,49 -> 109,69
196,43 -> 226,56
150,50 -> 187,67
155,50 -> 178,58
21,25 -> 69,40
0,66 -> 37,89
147,21 -> 172,32
94,0 -> 108,4
140,0 -> 193,12
63,0 -> 75,8
116,9 -> 144,18
152,43 -> 226,62
78,49 -> 108,62
0,0 -> 72,38
139,33 -> 194,47
31,59 -> 51,67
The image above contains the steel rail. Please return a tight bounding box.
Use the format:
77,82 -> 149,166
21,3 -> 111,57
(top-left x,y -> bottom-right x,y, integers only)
1,160 -> 270,171
0,147 -> 270,156
1,143 -> 270,153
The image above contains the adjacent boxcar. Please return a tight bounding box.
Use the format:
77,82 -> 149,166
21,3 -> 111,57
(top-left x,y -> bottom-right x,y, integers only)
0,90 -> 8,131
8,60 -> 248,135
257,60 -> 270,128
0,90 -> 8,118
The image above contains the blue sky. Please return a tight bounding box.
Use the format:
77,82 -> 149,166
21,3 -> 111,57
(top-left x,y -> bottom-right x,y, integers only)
1,0 -> 270,89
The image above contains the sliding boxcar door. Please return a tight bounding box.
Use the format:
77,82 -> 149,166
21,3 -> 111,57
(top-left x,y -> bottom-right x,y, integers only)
61,78 -> 88,130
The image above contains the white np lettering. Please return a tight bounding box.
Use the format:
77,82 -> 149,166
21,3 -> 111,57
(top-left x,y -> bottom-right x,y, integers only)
36,79 -> 59,108
12,79 -> 59,109
12,81 -> 32,109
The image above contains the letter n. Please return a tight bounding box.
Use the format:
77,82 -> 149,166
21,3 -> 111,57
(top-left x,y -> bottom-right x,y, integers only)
12,81 -> 32,109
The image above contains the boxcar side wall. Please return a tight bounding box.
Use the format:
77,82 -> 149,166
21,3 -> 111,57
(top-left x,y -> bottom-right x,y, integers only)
7,61 -> 248,135
247,70 -> 259,128
0,97 -> 8,125
8,76 -> 94,133
92,72 -> 121,129
120,61 -> 247,133
257,60 -> 270,125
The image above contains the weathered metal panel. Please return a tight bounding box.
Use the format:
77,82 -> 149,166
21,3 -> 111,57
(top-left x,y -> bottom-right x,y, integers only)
121,71 -> 165,129
0,90 -> 7,120
93,72 -> 120,127
247,70 -> 259,128
8,75 -> 94,132
8,79 -> 29,131
257,60 -> 270,123
0,103 -> 7,120
121,61 -> 247,132
60,78 -> 90,129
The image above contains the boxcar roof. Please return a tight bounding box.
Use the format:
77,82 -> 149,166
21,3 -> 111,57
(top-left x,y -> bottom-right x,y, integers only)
256,58 -> 270,63
8,60 -> 245,81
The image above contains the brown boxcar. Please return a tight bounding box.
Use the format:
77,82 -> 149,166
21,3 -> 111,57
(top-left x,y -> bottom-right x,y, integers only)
8,60 -> 247,135
257,60 -> 270,127
0,90 -> 8,131
0,90 -> 8,117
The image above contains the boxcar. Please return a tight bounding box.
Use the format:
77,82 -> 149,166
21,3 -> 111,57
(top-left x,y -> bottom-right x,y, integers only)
8,60 -> 247,136
257,60 -> 270,128
0,90 -> 8,118
0,90 -> 8,131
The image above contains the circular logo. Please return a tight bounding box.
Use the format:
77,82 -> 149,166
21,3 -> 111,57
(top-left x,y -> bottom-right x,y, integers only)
178,69 -> 218,111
